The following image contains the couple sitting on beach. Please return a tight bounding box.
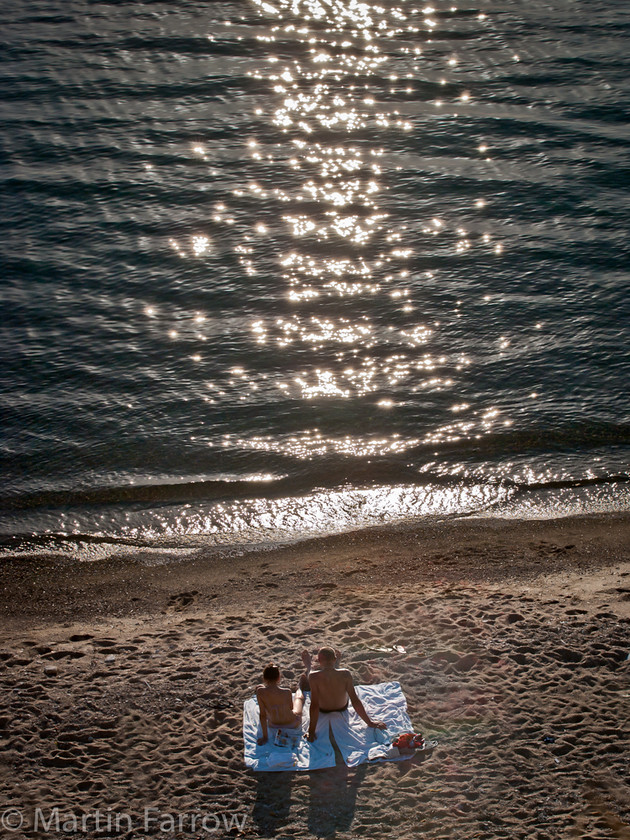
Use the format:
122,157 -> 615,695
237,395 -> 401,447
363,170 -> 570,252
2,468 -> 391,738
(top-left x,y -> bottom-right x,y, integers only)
256,646 -> 386,745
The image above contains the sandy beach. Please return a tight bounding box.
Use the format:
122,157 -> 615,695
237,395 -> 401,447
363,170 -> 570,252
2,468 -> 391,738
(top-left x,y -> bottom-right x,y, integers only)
1,513 -> 629,839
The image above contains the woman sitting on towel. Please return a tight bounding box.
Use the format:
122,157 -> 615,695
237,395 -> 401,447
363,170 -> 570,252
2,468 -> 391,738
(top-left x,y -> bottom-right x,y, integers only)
256,663 -> 304,745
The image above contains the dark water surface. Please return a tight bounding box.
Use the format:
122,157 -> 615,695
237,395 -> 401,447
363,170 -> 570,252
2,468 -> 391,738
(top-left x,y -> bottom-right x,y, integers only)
1,0 -> 629,559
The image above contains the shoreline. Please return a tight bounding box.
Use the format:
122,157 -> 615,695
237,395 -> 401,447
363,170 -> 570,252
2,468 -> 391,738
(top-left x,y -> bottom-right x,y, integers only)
1,512 -> 629,838
1,512 -> 629,628
2,475 -> 628,566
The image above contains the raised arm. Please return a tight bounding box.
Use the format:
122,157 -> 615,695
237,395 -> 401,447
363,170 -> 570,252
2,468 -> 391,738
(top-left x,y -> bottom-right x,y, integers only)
347,678 -> 386,730
256,688 -> 269,745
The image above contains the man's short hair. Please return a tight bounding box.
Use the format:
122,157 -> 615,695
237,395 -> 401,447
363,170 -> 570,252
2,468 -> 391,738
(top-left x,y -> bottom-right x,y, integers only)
263,664 -> 280,681
318,646 -> 336,662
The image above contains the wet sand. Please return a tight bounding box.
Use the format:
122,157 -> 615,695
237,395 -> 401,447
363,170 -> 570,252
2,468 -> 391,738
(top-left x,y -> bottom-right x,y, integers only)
1,513 -> 629,839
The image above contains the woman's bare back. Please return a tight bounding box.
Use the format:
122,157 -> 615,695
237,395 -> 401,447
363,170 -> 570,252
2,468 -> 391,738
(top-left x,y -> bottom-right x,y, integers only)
256,684 -> 298,726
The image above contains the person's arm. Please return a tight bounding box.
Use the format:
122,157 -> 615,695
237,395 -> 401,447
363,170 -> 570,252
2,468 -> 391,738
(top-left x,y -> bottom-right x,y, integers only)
347,678 -> 387,729
256,688 -> 269,745
307,679 -> 320,741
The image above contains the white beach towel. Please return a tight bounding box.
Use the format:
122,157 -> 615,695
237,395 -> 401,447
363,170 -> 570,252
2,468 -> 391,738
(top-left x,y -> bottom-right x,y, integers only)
243,681 -> 415,772
243,692 -> 336,772
327,681 -> 414,767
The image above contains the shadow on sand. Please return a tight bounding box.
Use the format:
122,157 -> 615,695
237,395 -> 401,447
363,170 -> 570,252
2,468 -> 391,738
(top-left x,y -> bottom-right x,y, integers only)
306,762 -> 368,837
251,770 -> 294,837
251,742 -> 435,837
251,763 -> 367,838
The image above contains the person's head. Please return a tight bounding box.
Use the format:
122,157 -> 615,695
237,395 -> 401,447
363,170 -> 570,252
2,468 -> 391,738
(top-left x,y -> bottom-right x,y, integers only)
317,646 -> 336,666
262,663 -> 281,684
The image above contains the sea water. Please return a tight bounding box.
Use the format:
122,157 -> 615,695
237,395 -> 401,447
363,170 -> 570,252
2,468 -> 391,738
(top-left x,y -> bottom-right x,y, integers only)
1,0 -> 628,559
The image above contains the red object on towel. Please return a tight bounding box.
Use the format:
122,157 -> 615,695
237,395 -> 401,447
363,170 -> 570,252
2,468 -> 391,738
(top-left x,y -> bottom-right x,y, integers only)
392,732 -> 425,750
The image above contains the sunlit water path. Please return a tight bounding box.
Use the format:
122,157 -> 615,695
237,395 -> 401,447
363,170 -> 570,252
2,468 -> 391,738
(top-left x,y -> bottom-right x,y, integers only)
1,0 -> 628,558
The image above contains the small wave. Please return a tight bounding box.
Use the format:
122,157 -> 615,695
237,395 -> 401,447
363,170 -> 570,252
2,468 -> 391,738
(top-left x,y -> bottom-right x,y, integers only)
1,477 -> 628,563
0,475 -> 291,513
506,474 -> 630,493
0,532 -> 155,552
1,465 -> 628,517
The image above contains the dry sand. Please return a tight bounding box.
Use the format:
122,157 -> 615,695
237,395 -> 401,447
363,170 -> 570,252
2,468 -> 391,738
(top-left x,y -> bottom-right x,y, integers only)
1,513 -> 629,839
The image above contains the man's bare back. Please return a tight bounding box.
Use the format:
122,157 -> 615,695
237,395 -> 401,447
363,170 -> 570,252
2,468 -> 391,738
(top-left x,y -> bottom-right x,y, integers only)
309,666 -> 353,712
303,647 -> 386,741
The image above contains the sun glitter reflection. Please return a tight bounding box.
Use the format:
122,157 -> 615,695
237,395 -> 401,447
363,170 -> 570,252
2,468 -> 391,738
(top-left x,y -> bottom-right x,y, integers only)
138,0 -> 521,507
115,483 -> 516,547
238,0 -> 504,415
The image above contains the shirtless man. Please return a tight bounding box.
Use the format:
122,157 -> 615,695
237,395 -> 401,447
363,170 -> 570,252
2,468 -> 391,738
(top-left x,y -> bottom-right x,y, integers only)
256,663 -> 304,745
301,647 -> 386,742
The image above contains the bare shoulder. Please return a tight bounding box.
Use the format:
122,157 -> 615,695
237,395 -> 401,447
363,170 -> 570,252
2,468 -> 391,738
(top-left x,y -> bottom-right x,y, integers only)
340,669 -> 356,689
255,684 -> 266,695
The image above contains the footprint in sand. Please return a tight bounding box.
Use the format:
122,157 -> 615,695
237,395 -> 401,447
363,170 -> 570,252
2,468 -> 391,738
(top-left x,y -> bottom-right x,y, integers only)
166,591 -> 199,611
43,650 -> 86,661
